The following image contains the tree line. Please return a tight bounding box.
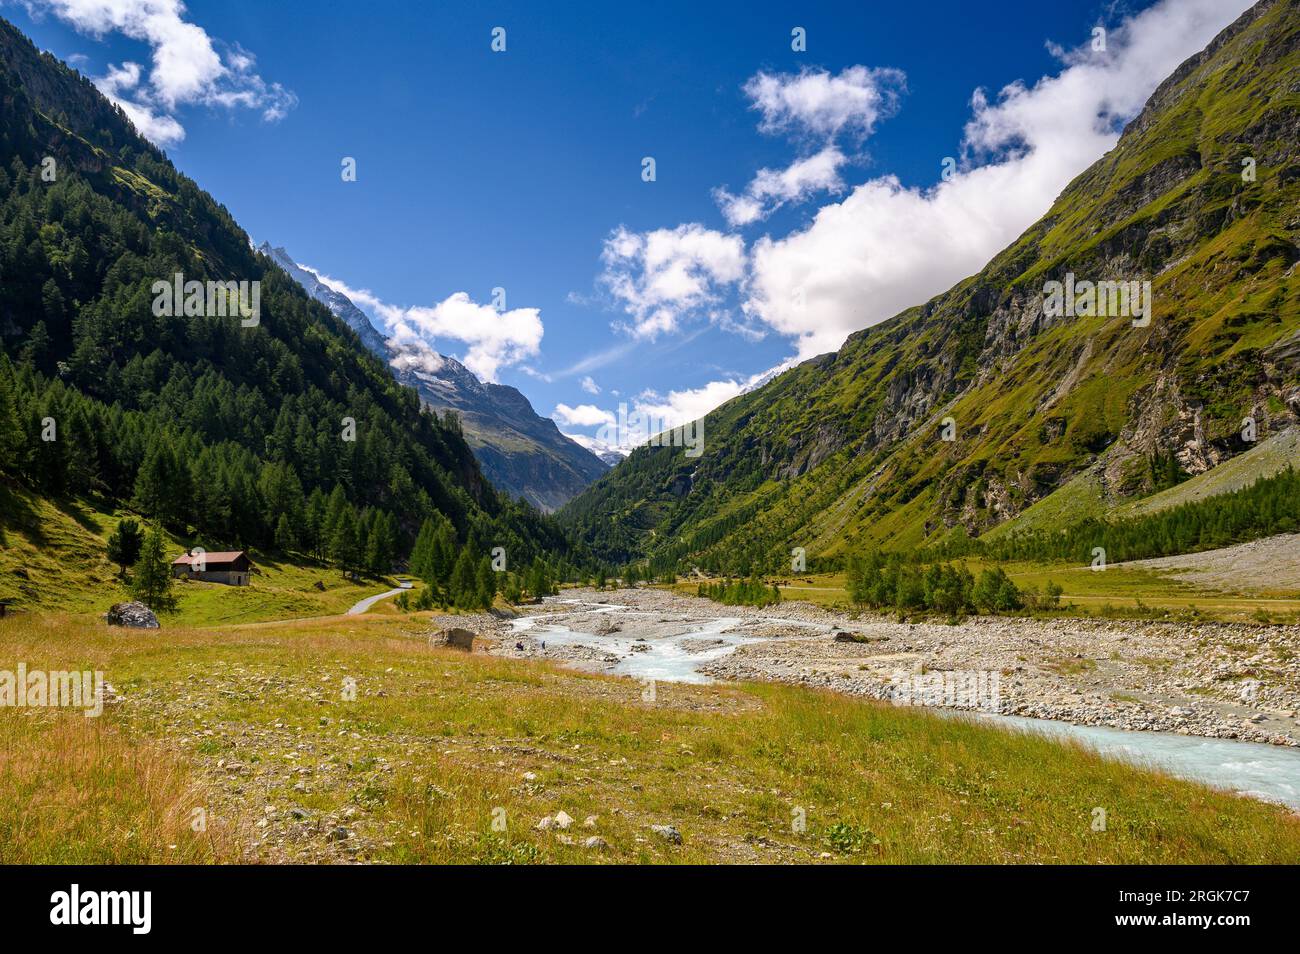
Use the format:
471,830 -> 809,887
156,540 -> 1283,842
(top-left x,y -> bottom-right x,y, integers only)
400,514 -> 562,611
696,577 -> 782,607
845,551 -> 1062,617
928,466 -> 1300,565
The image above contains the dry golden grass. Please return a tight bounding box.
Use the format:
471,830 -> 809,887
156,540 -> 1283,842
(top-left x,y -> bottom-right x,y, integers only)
2,612 -> 1299,864
0,712 -> 240,863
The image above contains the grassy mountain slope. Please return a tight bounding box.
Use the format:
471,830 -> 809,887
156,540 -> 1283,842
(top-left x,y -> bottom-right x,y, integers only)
0,481 -> 399,623
984,425 -> 1300,540
563,0 -> 1300,574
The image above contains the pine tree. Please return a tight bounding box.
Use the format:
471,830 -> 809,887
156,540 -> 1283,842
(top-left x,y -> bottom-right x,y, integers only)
409,517 -> 436,582
304,487 -> 327,558
322,485 -> 348,549
41,278 -> 65,327
356,508 -> 374,572
475,556 -> 496,611
450,549 -> 477,608
431,518 -> 457,584
106,517 -> 144,577
503,572 -> 523,604
275,512 -> 297,553
133,437 -> 191,530
0,354 -> 29,478
132,438 -> 171,521
130,525 -> 177,612
18,320 -> 52,373
259,462 -> 304,542
331,505 -> 361,578
366,512 -> 396,576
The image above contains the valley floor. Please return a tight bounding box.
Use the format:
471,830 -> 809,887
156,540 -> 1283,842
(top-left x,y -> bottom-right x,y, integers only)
4,604 -> 1300,864
495,587 -> 1300,749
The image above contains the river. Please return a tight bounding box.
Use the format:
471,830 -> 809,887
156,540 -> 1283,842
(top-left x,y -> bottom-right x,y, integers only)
509,599 -> 1300,809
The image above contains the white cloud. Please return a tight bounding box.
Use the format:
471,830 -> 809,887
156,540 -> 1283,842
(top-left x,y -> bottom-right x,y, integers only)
553,403 -> 616,428
517,365 -> 553,383
715,146 -> 847,227
744,65 -> 906,141
631,380 -> 749,435
96,58 -> 140,94
386,343 -> 450,378
306,269 -> 543,384
552,341 -> 637,378
111,94 -> 187,145
580,375 -> 600,395
95,59 -> 184,144
600,223 -> 746,338
385,293 -> 542,384
743,0 -> 1251,359
558,363 -> 790,452
713,66 -> 903,228
28,0 -> 295,146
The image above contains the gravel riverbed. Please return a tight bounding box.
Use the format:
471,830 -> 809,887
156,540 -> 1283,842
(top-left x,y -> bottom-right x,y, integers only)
482,587 -> 1300,747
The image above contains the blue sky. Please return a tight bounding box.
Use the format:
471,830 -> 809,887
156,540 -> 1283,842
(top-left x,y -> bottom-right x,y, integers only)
5,0 -> 1250,453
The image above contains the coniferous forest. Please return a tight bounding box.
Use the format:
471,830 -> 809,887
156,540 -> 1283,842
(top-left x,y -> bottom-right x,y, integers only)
930,467 -> 1300,566
0,23 -> 584,593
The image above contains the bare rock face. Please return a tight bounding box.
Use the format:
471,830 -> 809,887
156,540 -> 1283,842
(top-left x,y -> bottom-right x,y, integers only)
106,601 -> 159,629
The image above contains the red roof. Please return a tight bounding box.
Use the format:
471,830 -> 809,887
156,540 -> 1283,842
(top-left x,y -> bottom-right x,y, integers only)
172,551 -> 250,566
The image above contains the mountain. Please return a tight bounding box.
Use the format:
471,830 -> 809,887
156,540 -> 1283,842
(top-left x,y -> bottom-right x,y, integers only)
389,345 -> 612,513
0,16 -> 575,574
563,432 -> 628,467
258,245 -> 390,358
561,0 -> 1300,574
258,244 -> 609,512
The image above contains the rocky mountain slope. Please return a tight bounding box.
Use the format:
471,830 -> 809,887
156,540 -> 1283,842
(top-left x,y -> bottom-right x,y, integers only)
259,245 -> 608,512
562,0 -> 1300,573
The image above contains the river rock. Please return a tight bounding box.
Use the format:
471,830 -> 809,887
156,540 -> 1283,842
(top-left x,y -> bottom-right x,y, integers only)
651,824 -> 683,845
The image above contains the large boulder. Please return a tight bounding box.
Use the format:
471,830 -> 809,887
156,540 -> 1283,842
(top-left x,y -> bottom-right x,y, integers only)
438,627 -> 476,651
106,601 -> 160,629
